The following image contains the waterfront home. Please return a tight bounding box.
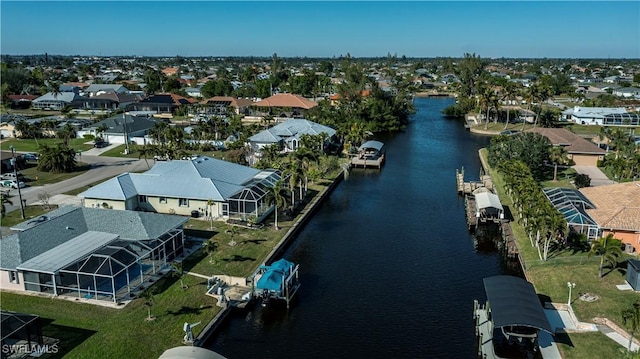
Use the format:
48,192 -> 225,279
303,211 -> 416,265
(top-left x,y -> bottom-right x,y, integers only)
525,128 -> 605,167
78,156 -> 282,222
31,92 -> 82,111
581,181 -> 640,254
0,207 -> 188,304
247,118 -> 337,154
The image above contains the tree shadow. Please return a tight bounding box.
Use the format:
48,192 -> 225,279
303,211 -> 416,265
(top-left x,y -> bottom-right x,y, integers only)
184,228 -> 218,239
39,319 -> 97,359
166,305 -> 212,316
553,332 -> 574,347
222,255 -> 256,262
240,239 -> 267,245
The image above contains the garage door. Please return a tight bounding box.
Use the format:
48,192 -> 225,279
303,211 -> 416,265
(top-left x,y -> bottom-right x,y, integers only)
572,154 -> 598,166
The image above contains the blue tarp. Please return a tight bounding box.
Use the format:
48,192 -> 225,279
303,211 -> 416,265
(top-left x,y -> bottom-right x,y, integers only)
256,259 -> 294,292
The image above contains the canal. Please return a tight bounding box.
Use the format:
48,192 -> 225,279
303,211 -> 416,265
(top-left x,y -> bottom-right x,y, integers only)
207,97 -> 510,358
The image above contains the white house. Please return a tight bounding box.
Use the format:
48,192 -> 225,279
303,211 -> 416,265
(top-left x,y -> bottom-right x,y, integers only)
83,84 -> 130,97
79,156 -> 282,222
247,118 -> 337,153
561,106 -> 628,125
31,92 -> 81,110
613,87 -> 640,99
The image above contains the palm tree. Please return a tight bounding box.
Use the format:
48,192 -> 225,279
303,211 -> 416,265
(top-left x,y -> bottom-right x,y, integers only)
502,82 -> 518,130
171,261 -> 187,289
57,123 -> 77,146
206,199 -> 215,230
137,145 -> 153,169
139,288 -> 157,321
1,196 -> 13,218
549,146 -> 570,181
265,179 -> 289,230
203,239 -> 218,264
622,300 -> 640,352
589,233 -> 623,278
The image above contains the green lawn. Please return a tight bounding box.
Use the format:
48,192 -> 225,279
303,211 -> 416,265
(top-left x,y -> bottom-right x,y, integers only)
1,205 -> 59,227
480,148 -> 639,357
1,138 -> 94,153
98,144 -> 140,158
557,331 -> 624,359
14,162 -> 91,187
1,177 -> 336,358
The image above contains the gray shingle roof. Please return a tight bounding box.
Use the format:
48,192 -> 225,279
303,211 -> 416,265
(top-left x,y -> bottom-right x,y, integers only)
0,207 -> 187,271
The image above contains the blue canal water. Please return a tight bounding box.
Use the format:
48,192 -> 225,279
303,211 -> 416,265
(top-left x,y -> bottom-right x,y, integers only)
207,97 -> 509,358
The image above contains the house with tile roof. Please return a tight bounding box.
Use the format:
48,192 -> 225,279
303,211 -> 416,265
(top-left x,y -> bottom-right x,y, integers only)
0,207 -> 188,303
580,181 -> 640,254
252,93 -> 318,118
247,118 -> 337,154
525,127 -> 606,166
78,156 -> 281,222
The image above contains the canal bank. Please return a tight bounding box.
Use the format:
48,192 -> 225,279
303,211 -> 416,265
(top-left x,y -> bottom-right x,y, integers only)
194,172 -> 346,346
207,97 -> 510,359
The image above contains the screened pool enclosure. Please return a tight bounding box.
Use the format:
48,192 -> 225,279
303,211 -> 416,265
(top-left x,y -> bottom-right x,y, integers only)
227,170 -> 283,222
17,230 -> 184,303
543,187 -> 599,240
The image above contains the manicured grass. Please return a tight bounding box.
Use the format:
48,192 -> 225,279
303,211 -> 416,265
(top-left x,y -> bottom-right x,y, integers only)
1,175 -> 337,358
1,138 -> 94,153
1,205 -> 59,227
99,144 -> 139,158
557,331 -> 624,359
16,162 -> 91,187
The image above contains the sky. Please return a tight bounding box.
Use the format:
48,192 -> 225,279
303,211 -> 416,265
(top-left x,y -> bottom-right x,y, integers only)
1,1 -> 639,59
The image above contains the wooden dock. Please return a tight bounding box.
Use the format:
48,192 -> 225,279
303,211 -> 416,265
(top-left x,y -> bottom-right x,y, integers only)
465,195 -> 478,231
456,168 -> 493,195
350,154 -> 384,169
474,299 -> 497,359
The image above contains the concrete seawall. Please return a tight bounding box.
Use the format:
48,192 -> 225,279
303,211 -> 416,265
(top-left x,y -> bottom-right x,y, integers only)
194,172 -> 346,346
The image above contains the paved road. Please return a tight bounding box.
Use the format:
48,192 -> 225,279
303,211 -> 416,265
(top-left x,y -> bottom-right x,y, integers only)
4,152 -> 149,213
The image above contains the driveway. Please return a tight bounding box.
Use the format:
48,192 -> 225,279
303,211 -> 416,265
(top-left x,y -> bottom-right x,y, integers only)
573,166 -> 615,186
3,154 -> 149,213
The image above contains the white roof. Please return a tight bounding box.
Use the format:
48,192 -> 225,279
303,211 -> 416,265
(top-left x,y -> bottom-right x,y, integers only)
17,231 -> 118,274
159,346 -> 227,359
475,192 -> 503,211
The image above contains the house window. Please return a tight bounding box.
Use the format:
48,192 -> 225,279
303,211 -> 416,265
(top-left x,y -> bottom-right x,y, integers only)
179,198 -> 189,207
159,197 -> 167,204
8,271 -> 18,284
139,195 -> 147,203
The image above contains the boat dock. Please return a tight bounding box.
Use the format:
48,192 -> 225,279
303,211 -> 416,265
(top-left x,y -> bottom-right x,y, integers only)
474,300 -> 497,358
456,167 -> 493,195
350,140 -> 385,169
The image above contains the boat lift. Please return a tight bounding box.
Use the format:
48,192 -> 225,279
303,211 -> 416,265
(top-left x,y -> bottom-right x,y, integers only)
250,258 -> 300,309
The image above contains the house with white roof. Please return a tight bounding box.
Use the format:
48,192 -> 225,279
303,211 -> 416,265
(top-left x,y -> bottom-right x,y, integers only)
78,156 -> 282,222
247,118 -> 337,153
561,106 -> 628,125
31,92 -> 82,110
0,207 -> 188,304
613,87 -> 640,99
83,84 -> 130,97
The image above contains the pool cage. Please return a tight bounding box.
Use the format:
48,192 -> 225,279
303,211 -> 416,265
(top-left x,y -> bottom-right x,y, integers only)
227,170 -> 283,223
602,113 -> 640,126
21,230 -> 184,303
543,187 -> 599,240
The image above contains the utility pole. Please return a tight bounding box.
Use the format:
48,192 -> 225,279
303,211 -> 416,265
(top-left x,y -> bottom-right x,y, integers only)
123,113 -> 130,155
9,146 -> 25,219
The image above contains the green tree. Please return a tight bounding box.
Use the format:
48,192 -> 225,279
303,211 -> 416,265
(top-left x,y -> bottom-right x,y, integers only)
171,261 -> 187,289
203,239 -> 218,263
1,195 -> 13,218
622,300 -> 640,352
139,288 -> 157,321
265,179 -> 289,230
549,146 -> 570,181
57,123 -> 77,146
38,144 -> 77,173
588,233 -> 623,278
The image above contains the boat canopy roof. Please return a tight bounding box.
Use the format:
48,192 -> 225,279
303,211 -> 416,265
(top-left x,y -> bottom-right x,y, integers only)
358,140 -> 384,152
483,275 -> 553,334
475,192 -> 503,211
257,258 -> 294,291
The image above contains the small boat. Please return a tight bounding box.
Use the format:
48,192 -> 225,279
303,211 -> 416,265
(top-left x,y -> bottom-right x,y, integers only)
350,140 -> 385,169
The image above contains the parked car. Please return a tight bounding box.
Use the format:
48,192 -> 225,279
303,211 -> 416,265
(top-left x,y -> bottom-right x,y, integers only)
94,140 -> 109,148
1,172 -> 24,181
23,153 -> 38,161
1,180 -> 25,189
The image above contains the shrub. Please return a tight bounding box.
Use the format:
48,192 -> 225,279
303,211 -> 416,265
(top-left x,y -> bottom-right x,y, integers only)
575,174 -> 591,188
